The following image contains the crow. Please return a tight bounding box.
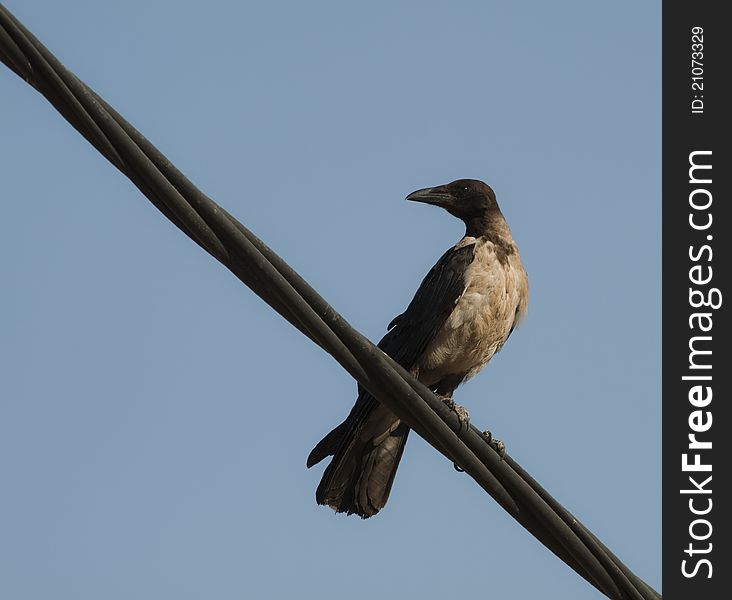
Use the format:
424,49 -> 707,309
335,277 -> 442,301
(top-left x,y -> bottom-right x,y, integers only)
307,179 -> 528,518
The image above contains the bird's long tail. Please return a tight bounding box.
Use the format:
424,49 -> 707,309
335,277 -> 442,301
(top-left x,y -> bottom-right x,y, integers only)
307,396 -> 410,518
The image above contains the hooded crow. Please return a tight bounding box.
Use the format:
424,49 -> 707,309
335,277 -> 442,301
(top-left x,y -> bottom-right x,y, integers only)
307,179 -> 528,518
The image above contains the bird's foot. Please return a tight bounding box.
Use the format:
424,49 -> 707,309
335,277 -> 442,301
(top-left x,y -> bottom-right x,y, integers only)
454,430 -> 505,472
481,430 -> 506,460
440,396 -> 470,433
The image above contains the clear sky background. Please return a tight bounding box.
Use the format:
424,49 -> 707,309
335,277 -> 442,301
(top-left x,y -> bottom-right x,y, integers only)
1,1 -> 660,598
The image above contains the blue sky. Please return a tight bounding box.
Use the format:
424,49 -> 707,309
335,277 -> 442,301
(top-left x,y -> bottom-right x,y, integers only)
1,1 -> 660,598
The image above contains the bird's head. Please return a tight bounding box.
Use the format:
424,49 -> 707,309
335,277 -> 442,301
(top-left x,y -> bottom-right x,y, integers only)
406,179 -> 500,223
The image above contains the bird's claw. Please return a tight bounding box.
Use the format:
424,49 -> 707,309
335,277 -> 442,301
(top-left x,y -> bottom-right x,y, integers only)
441,396 -> 470,433
482,430 -> 506,460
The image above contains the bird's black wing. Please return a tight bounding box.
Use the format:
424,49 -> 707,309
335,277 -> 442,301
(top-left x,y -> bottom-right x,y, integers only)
379,242 -> 476,368
306,241 -> 475,469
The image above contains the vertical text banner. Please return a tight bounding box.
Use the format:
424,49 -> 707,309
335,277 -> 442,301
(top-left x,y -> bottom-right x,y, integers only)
663,1 -> 729,598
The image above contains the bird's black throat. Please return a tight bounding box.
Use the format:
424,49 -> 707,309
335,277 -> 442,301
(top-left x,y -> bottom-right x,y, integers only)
464,214 -> 515,265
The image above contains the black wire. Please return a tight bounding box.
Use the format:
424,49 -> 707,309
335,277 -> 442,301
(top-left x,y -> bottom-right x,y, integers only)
0,5 -> 660,599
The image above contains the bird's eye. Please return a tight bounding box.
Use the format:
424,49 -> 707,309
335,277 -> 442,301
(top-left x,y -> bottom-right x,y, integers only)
463,185 -> 470,191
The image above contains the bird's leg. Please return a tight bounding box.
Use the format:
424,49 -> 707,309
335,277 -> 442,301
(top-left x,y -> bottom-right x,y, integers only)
442,391 -> 471,472
433,377 -> 470,434
481,430 -> 507,460
438,392 -> 470,433
443,397 -> 470,431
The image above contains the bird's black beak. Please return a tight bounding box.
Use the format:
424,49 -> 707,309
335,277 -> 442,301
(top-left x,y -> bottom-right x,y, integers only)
405,185 -> 454,208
